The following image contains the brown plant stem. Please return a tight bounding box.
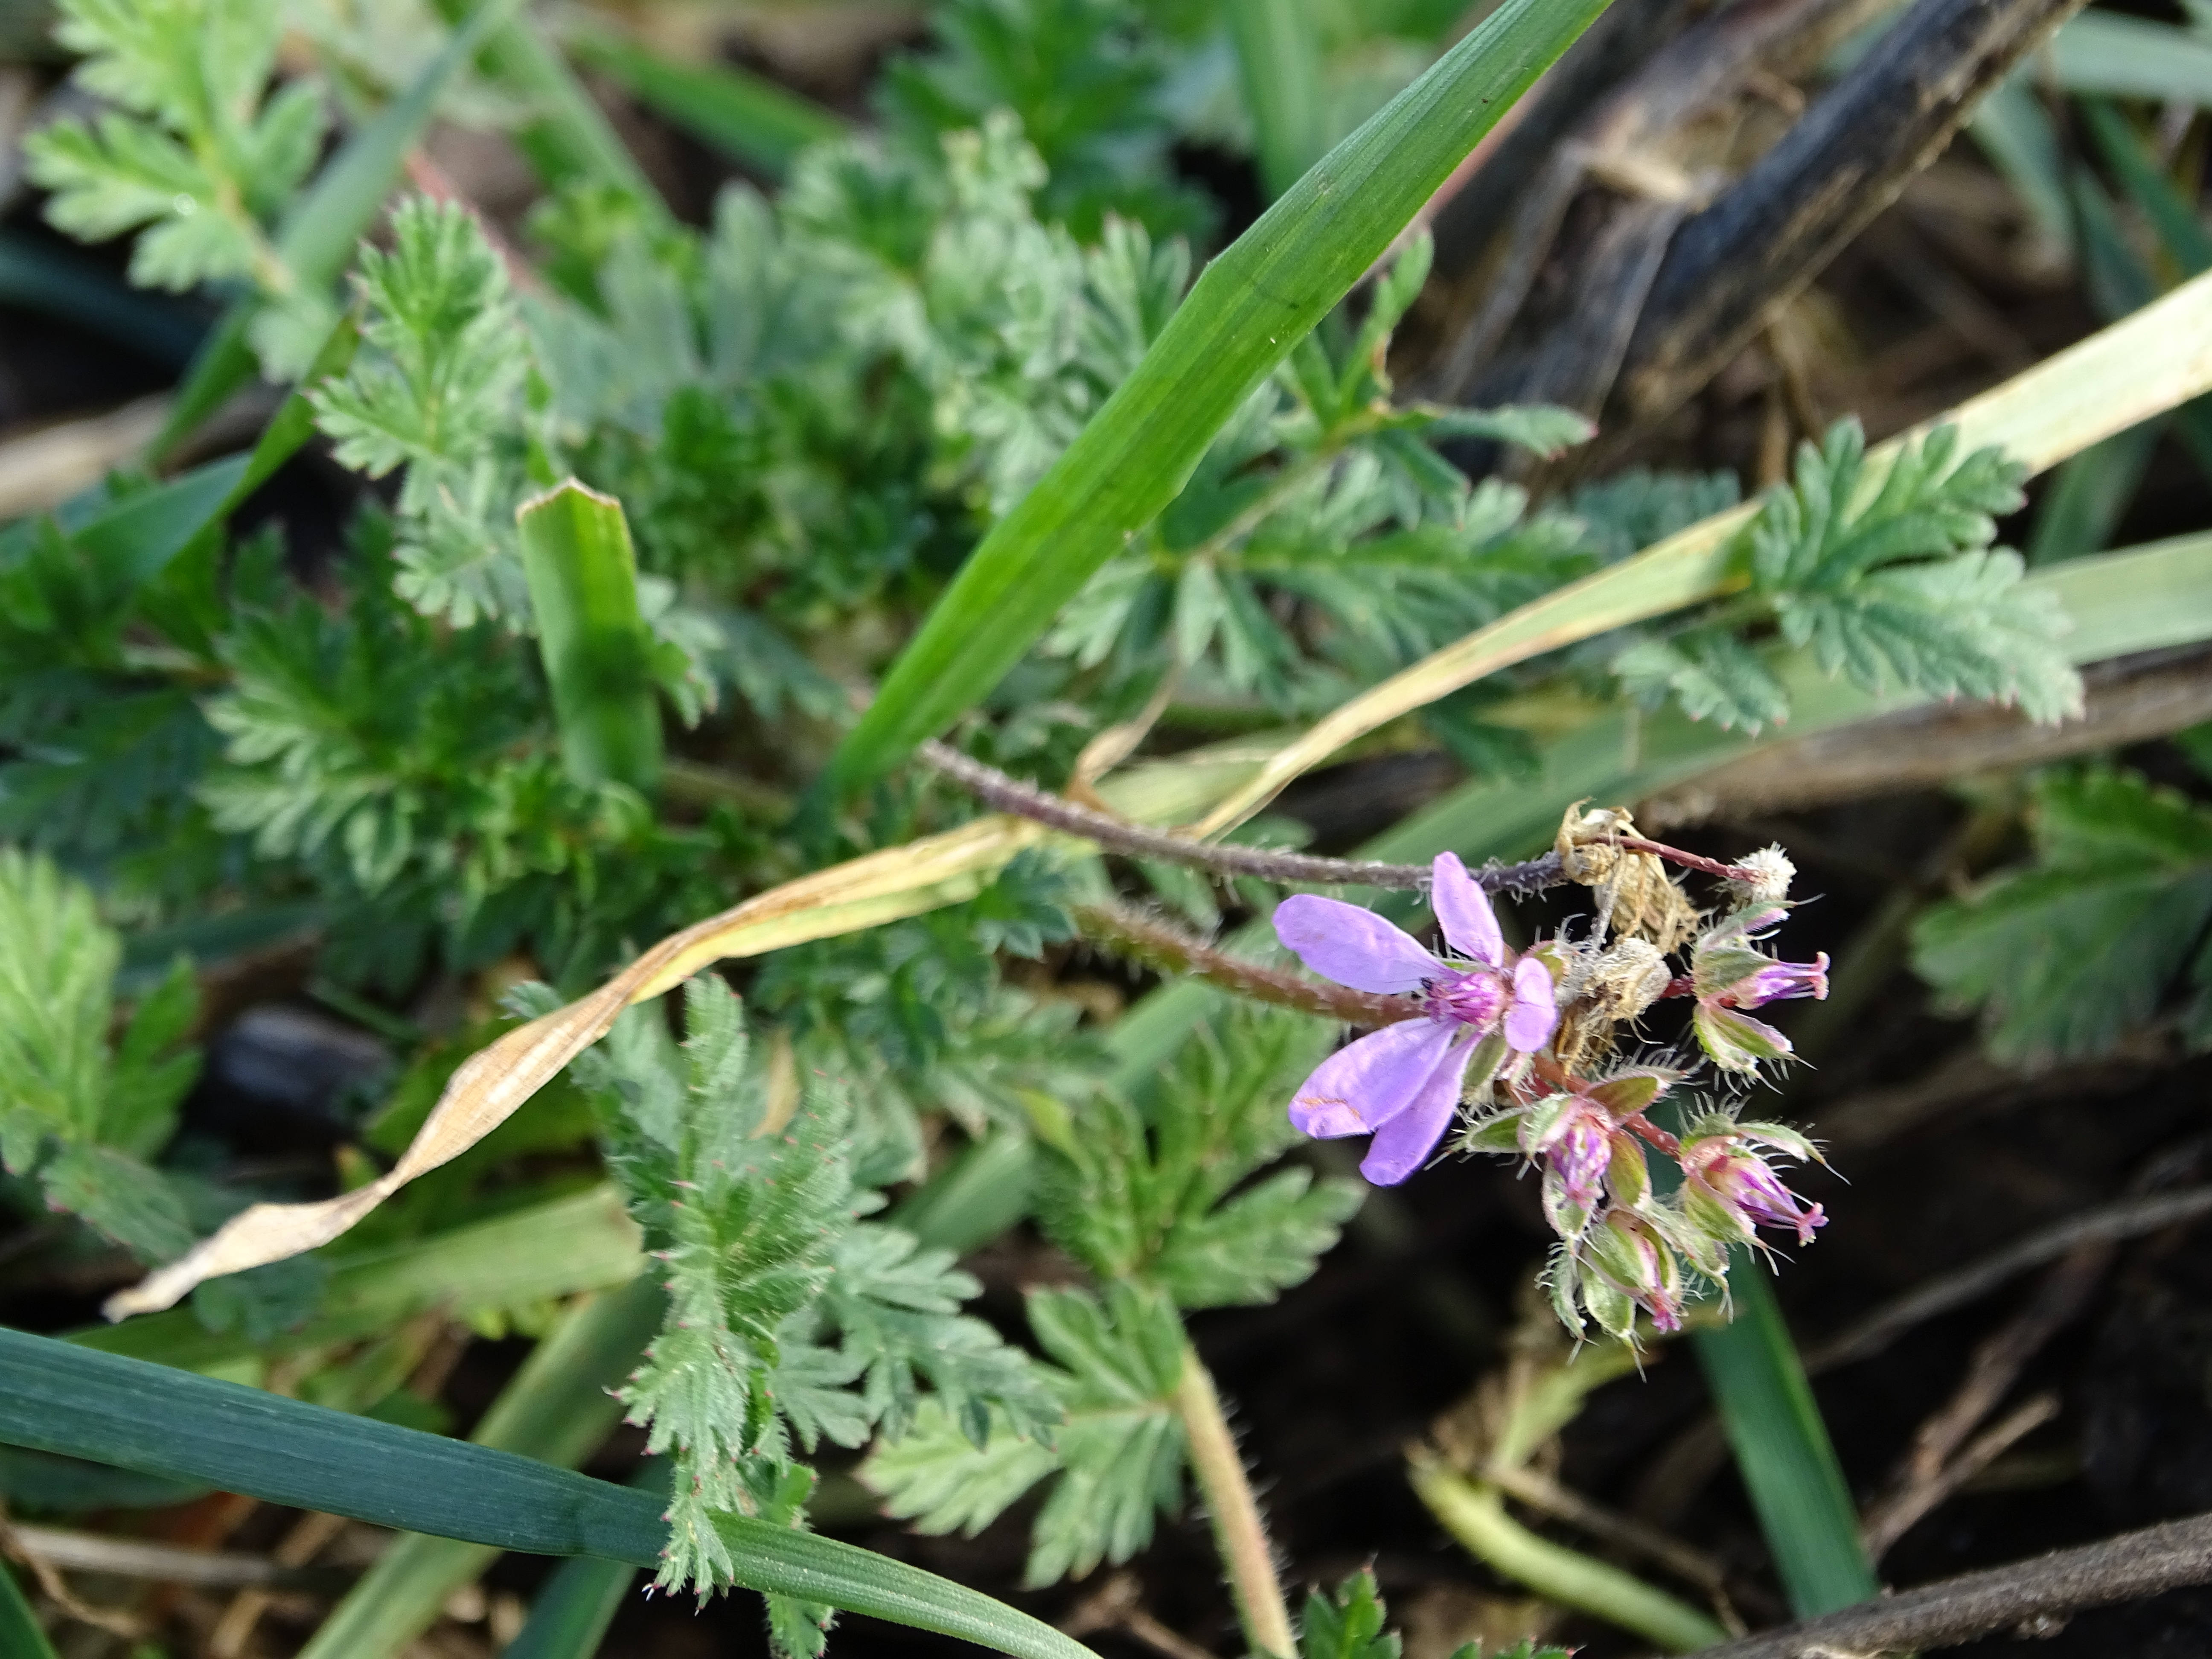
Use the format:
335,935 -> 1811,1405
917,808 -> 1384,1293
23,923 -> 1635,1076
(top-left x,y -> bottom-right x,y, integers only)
1174,1348 -> 1296,1659
1072,902 -> 1416,1027
920,740 -> 1749,896
1676,1510 -> 2212,1659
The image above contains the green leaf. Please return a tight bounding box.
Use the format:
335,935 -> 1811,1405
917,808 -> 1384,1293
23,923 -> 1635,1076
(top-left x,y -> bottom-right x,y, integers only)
569,29 -> 847,180
1913,767 -> 2212,1060
865,1282 -> 1188,1589
0,1326 -> 1103,1659
818,0 -> 1614,802
153,0 -> 524,457
1614,630 -> 1790,731
312,198 -> 525,481
1694,1256 -> 1875,1619
578,977 -> 1050,1595
1750,420 -> 2078,721
1298,1571 -> 1398,1659
0,1560 -> 58,1659
40,1143 -> 194,1261
1040,1004 -> 1358,1308
515,480 -> 664,793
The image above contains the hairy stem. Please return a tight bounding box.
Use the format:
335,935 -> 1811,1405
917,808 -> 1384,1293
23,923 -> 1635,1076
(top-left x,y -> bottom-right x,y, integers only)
1174,1348 -> 1295,1659
1073,902 -> 1416,1027
1409,1457 -> 1726,1652
920,741 -> 1571,892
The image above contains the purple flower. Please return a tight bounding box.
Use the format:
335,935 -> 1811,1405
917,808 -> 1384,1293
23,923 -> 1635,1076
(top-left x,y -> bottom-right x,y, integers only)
1275,852 -> 1558,1185
1690,907 -> 1829,1073
1680,1132 -> 1827,1249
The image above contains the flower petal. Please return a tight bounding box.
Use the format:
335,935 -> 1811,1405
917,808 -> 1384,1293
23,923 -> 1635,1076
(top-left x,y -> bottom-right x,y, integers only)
1275,894 -> 1439,994
1430,852 -> 1503,966
1505,956 -> 1559,1053
1289,1018 -> 1457,1138
1359,1039 -> 1476,1185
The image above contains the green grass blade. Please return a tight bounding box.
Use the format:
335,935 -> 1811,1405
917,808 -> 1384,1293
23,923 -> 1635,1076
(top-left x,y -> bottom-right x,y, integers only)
0,1326 -> 1099,1659
297,1276 -> 663,1659
2049,12 -> 2212,104
431,0 -> 660,201
2028,425 -> 2159,564
503,1554 -> 638,1659
504,1557 -> 637,1659
568,29 -> 846,180
2080,98 -> 2212,274
818,0 -> 1614,803
0,1562 -> 58,1659
504,1465 -> 667,1659
154,0 -> 523,459
1694,1259 -> 1875,1618
1225,0 -> 1330,199
76,1185 -> 643,1375
1968,76 -> 2072,261
67,457 -> 249,584
233,312 -> 364,503
515,480 -> 664,793
890,1130 -> 1037,1254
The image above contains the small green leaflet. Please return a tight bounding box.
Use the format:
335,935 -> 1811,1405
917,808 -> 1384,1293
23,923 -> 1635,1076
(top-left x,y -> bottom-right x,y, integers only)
863,1281 -> 1188,1589
1915,766 -> 2212,1061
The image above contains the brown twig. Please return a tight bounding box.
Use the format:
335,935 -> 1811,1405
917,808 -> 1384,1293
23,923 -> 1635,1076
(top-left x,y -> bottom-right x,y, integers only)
1073,902 -> 1416,1027
1805,1184 -> 2212,1374
1676,1510 -> 2212,1659
0,1500 -> 145,1639
1862,1392 -> 2062,1560
1607,0 -> 2089,448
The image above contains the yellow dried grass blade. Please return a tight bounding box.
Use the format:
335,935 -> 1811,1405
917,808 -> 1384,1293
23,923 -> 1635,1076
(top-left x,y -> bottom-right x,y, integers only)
105,817 -> 1054,1317
1185,264 -> 2212,837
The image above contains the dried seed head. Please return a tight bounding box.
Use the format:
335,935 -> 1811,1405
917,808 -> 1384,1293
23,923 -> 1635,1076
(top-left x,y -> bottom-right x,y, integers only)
1726,844 -> 1797,907
1553,802 -> 1699,952
1551,937 -> 1673,1072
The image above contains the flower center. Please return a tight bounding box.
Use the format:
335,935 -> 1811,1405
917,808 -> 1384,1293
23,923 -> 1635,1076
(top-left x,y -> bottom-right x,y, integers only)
1423,966 -> 1505,1029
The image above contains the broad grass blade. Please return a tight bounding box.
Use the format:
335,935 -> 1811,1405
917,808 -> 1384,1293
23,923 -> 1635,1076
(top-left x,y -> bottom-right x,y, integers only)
0,1327 -> 1101,1659
1225,0 -> 1329,199
1695,1259 -> 1876,1617
516,480 -> 663,793
294,1278 -> 663,1659
818,0 -> 1616,803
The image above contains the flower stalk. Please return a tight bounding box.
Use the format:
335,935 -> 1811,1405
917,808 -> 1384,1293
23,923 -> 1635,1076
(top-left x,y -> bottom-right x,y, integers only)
1173,1348 -> 1295,1659
1408,1455 -> 1727,1653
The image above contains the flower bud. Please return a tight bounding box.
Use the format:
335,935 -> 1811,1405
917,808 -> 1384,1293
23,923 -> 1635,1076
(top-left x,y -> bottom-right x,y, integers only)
1693,1001 -> 1793,1073
1581,1208 -> 1685,1334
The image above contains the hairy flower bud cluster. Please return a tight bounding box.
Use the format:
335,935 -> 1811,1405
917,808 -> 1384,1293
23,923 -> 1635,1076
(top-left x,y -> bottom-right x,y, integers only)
1275,838 -> 1836,1343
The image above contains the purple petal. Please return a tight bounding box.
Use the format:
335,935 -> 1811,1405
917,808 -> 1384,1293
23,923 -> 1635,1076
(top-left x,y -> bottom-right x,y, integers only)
1289,1017 -> 1458,1138
1431,852 -> 1503,966
1505,956 -> 1559,1053
1275,894 -> 1439,994
1359,1039 -> 1476,1185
